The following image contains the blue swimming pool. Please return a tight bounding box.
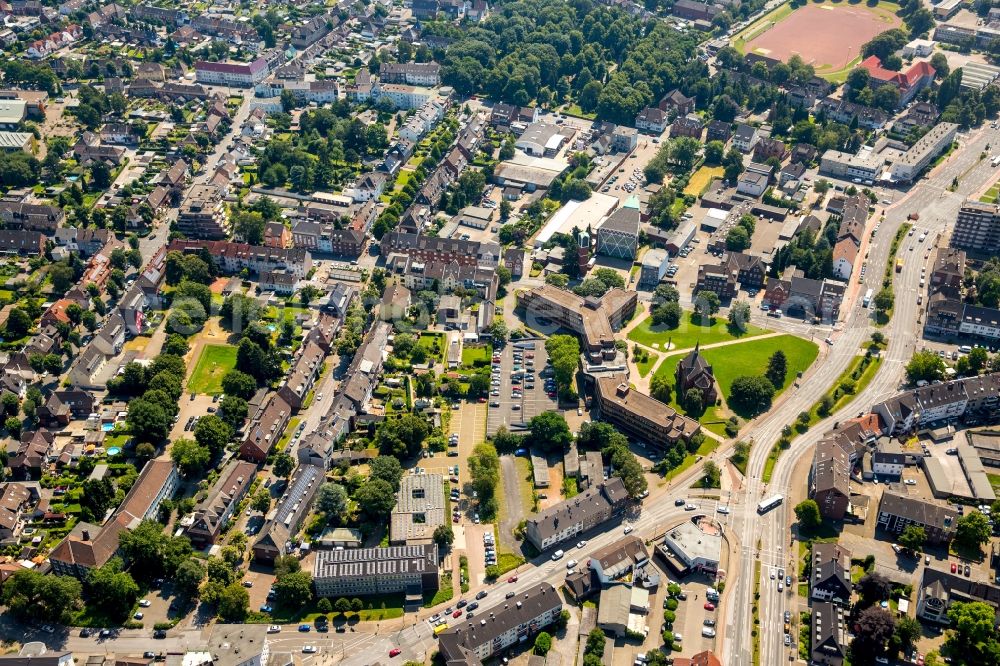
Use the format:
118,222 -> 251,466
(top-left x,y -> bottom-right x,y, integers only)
107,447 -> 121,456
101,422 -> 114,431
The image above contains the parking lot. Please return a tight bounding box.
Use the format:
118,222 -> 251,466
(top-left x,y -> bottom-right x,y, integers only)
486,340 -> 557,437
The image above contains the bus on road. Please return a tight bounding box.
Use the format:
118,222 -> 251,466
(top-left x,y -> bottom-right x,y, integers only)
757,494 -> 784,514
863,288 -> 873,308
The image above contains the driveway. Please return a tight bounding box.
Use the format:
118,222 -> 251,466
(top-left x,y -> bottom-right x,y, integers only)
499,455 -> 527,552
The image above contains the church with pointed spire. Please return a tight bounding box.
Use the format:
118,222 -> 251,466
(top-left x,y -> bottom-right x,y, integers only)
675,342 -> 718,406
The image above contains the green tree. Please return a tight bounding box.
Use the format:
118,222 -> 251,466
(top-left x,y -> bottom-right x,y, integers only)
528,411 -> 573,453
175,558 -> 206,599
117,520 -> 193,582
0,569 -> 82,623
905,350 -> 946,384
650,372 -> 672,404
533,632 -> 552,656
222,370 -> 258,399
433,524 -> 455,547
728,375 -> 776,414
86,558 -> 140,621
316,482 -> 348,518
955,511 -> 991,551
251,488 -> 271,513
545,334 -> 580,399
273,452 -> 295,478
874,287 -> 894,315
765,350 -> 787,388
273,570 -> 314,608
651,301 -> 682,328
369,455 -> 404,491
216,582 -> 249,622
334,597 -> 351,614
694,291 -> 720,317
898,525 -> 926,552
794,499 -> 822,529
193,414 -> 232,457
945,601 -> 1000,664
469,442 -> 501,517
81,477 -> 116,521
171,437 -> 211,476
354,478 -> 396,518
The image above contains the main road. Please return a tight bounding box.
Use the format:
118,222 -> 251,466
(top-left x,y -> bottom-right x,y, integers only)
726,121 -> 1000,666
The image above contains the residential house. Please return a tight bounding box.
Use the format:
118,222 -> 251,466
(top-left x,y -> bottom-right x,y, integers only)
525,477 -> 629,551
658,89 -> 696,117
732,124 -> 759,152
635,107 -> 667,133
240,394 -> 293,463
877,492 -> 958,545
810,543 -> 852,604
183,460 -> 257,547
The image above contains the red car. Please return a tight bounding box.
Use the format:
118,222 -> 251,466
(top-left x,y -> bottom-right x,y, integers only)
452,610 -> 463,618
508,576 -> 518,583
478,397 -> 487,403
951,562 -> 958,573
704,602 -> 716,611
389,649 -> 401,658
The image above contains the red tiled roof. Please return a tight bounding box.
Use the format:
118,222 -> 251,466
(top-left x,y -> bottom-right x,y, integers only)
860,56 -> 935,90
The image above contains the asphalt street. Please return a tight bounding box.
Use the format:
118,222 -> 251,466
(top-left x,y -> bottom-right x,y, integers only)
724,120 -> 1000,666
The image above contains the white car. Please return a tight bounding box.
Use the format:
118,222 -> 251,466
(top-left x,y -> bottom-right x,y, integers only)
302,646 -> 317,654
685,503 -> 697,511
267,625 -> 281,633
716,506 -> 730,515
904,479 -> 916,485
623,525 -> 633,534
702,627 -> 717,638
139,599 -> 151,607
576,540 -> 587,549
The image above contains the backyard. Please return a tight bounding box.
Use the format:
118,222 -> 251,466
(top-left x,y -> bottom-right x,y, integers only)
684,166 -> 724,197
628,310 -> 768,351
187,344 -> 238,394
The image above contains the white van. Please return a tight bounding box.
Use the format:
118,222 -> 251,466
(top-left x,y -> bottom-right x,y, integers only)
551,549 -> 564,561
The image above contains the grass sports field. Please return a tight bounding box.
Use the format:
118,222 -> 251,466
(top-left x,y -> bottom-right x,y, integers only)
187,344 -> 237,394
733,0 -> 902,83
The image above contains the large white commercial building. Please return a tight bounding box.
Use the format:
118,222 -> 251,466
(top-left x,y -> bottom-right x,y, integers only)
888,122 -> 958,182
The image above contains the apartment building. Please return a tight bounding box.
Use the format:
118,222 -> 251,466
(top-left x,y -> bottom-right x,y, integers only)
811,602 -> 848,666
183,460 -> 257,547
877,492 -> 958,545
240,394 -> 292,463
379,62 -> 441,86
809,438 -> 851,520
252,464 -> 321,564
916,567 -> 1000,624
438,583 -> 563,665
49,459 -> 179,578
874,373 -> 1000,435
594,375 -> 701,450
525,477 -> 629,551
588,536 -> 650,584
889,122 -> 958,183
810,543 -> 852,604
195,59 -> 270,87
312,545 -> 439,597
168,239 -> 312,278
177,184 -> 229,239
952,200 -> 1000,255
380,231 -> 501,268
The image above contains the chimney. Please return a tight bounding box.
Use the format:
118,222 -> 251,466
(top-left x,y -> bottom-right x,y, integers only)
82,529 -> 90,541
